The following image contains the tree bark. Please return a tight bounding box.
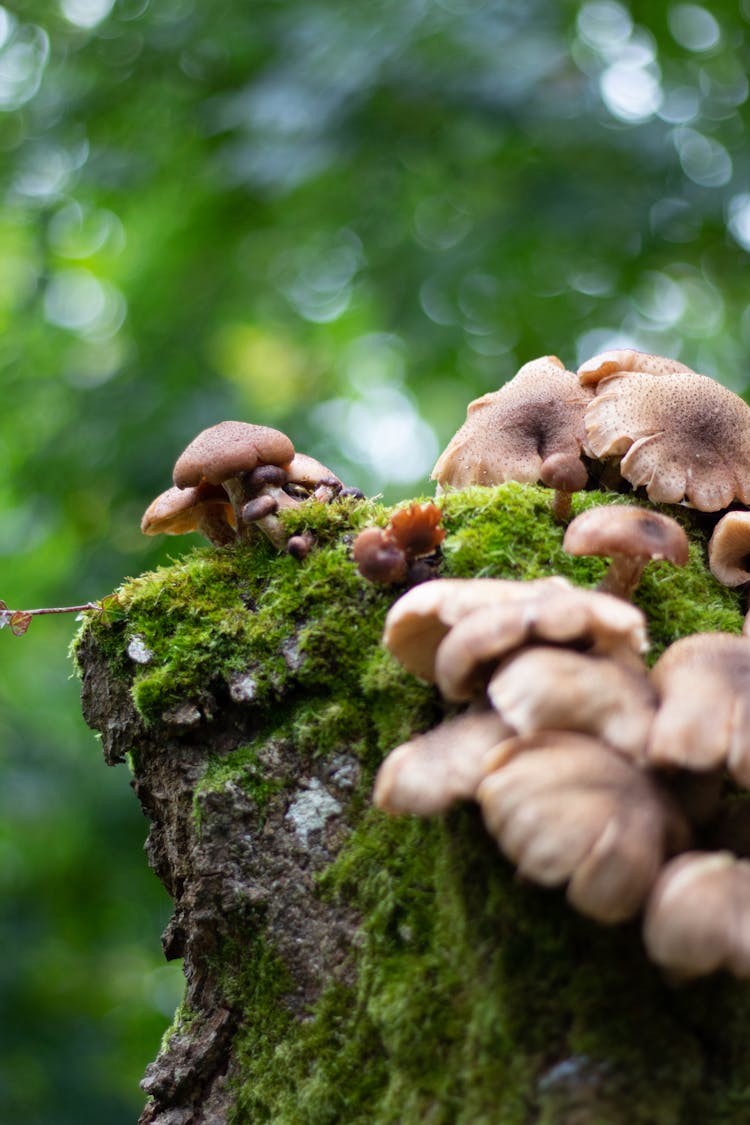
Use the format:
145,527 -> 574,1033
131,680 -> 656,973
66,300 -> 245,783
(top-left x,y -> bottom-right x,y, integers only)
76,486 -> 750,1124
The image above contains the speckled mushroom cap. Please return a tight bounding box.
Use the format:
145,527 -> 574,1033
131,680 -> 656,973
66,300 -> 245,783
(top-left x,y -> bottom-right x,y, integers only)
583,369 -> 750,510
372,708 -> 512,816
476,732 -> 690,924
285,452 -> 342,489
173,421 -> 295,488
563,506 -> 690,573
140,484 -> 235,535
643,851 -> 750,978
487,646 -> 656,760
431,356 -> 592,490
708,511 -> 750,587
647,632 -> 750,784
578,348 -> 695,386
382,576 -> 572,682
433,584 -> 649,701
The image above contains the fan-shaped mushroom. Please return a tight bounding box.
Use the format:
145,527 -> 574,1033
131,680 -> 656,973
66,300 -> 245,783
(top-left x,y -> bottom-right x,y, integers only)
140,484 -> 236,546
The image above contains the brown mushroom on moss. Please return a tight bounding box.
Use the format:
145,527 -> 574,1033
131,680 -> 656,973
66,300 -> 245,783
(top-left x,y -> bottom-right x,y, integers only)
477,732 -> 690,924
643,851 -> 750,978
562,505 -> 689,600
140,483 -> 236,546
431,356 -> 593,521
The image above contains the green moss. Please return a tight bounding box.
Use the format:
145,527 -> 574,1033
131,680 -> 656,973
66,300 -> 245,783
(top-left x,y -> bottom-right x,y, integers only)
78,483 -> 750,1123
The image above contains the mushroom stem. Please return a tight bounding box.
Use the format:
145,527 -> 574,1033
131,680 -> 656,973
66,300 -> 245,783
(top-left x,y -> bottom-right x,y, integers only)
598,555 -> 648,600
222,477 -> 253,541
196,503 -> 238,546
550,489 -> 574,524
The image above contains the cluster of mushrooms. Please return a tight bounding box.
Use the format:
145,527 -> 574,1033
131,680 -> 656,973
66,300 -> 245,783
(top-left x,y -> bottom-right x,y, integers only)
369,348 -> 750,979
141,348 -> 750,978
140,419 -> 363,557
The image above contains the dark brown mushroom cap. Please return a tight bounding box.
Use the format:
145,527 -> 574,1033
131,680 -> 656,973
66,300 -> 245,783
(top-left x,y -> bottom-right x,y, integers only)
647,632 -> 750,784
382,576 -> 573,682
431,356 -> 592,490
708,511 -> 750,587
477,732 -> 690,924
643,851 -> 750,978
140,484 -> 234,535
563,506 -> 690,567
372,708 -> 512,816
172,421 -> 295,488
578,348 -> 695,387
583,370 -> 750,510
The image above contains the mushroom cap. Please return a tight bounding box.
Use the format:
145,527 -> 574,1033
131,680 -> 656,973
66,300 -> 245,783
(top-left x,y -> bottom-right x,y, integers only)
563,505 -> 690,566
372,708 -> 512,816
382,576 -> 572,682
433,584 -> 649,702
431,356 -> 592,490
708,510 -> 750,587
284,452 -> 342,489
643,851 -> 750,978
352,527 -> 408,585
476,732 -> 690,924
172,421 -> 295,488
583,370 -> 750,510
385,502 -> 445,559
140,484 -> 234,535
647,632 -> 750,784
486,645 -> 656,760
578,348 -> 695,387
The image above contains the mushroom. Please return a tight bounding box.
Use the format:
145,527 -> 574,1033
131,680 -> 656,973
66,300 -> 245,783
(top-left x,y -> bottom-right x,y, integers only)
372,708 -> 512,816
486,645 -> 656,760
432,583 -> 649,702
643,851 -> 750,978
582,368 -> 750,510
708,510 -> 750,590
353,502 -> 445,586
562,505 -> 689,600
431,356 -> 593,521
578,348 -> 695,385
172,421 -> 295,540
477,732 -> 690,924
382,575 -> 573,682
140,484 -> 236,546
352,527 -> 408,585
647,632 -> 750,785
284,452 -> 344,503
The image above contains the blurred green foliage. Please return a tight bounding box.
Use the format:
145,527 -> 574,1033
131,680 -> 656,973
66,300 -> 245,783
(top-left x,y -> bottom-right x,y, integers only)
1,0 -> 749,1119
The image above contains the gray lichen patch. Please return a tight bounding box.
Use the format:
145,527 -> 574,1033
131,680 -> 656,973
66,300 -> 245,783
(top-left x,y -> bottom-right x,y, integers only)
284,778 -> 343,848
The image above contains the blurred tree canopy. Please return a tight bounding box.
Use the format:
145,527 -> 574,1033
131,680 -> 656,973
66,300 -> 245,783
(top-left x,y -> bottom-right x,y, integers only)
1,0 -> 749,1120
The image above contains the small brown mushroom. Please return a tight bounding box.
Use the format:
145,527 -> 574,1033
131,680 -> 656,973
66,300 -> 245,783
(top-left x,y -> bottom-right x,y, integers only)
386,502 -> 445,559
643,851 -> 750,978
477,732 -> 690,924
172,420 -> 295,539
284,452 -> 343,502
140,484 -> 236,546
486,645 -> 656,760
578,348 -> 695,386
382,576 -> 573,682
647,632 -> 750,785
562,505 -> 689,600
372,708 -> 512,816
582,368 -> 750,510
431,356 -> 592,518
352,527 -> 408,585
432,583 -> 649,701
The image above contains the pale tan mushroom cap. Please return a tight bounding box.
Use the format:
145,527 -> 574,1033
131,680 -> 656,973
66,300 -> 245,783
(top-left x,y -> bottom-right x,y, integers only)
285,452 -> 342,488
563,505 -> 689,566
140,484 -> 234,535
643,851 -> 750,978
431,356 -> 592,489
477,733 -> 690,924
382,575 -> 571,682
647,632 -> 750,784
708,511 -> 750,586
173,421 -> 295,488
578,349 -> 695,387
433,584 -> 649,701
372,709 -> 512,816
487,646 -> 656,760
584,370 -> 750,510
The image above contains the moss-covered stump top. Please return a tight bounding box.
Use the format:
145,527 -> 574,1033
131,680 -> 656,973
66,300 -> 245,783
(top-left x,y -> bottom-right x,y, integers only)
76,484 -> 750,1125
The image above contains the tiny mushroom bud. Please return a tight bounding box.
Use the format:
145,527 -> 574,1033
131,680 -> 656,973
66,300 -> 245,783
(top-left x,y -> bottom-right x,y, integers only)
372,708 -> 512,816
647,632 -> 750,785
538,452 -> 589,523
486,645 -> 656,760
141,484 -> 236,546
477,733 -> 690,924
563,505 -> 689,600
352,527 -> 408,585
643,851 -> 750,978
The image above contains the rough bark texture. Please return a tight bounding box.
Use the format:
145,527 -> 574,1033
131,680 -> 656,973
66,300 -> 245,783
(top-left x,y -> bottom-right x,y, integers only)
76,485 -> 750,1124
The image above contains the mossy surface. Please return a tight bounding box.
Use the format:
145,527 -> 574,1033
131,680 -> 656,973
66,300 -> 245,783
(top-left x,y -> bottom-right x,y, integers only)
78,483 -> 750,1124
